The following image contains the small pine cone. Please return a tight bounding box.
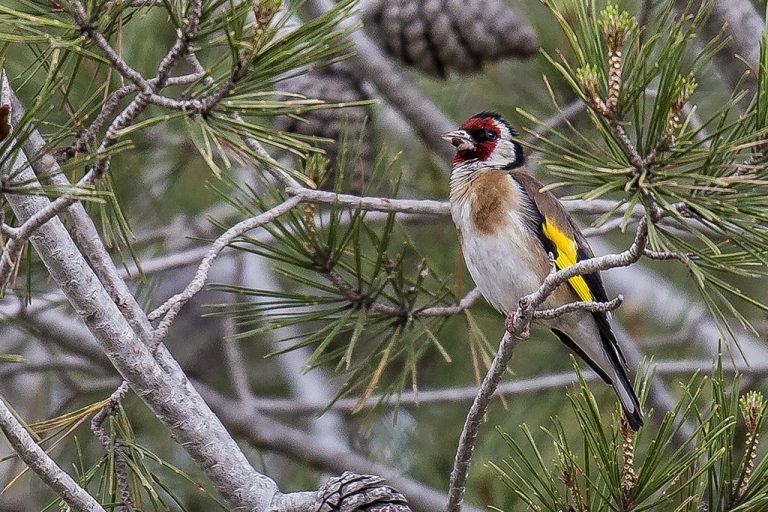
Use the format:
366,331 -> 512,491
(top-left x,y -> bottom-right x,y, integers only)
274,64 -> 372,193
312,472 -> 412,512
363,0 -> 538,77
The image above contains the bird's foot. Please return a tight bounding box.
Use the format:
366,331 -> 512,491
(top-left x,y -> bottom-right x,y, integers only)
505,312 -> 530,340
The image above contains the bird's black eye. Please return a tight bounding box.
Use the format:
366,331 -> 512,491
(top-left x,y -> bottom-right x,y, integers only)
485,130 -> 497,140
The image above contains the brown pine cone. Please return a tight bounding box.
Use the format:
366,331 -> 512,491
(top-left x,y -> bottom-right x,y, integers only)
274,63 -> 373,193
363,0 -> 539,77
312,472 -> 412,512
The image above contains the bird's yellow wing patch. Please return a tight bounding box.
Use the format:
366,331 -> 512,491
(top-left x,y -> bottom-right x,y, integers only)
541,218 -> 593,302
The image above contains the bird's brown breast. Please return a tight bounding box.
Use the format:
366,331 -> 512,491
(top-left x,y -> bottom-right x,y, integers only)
466,171 -> 517,235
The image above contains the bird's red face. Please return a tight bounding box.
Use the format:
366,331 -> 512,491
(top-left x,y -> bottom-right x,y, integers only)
452,117 -> 502,163
442,112 -> 524,169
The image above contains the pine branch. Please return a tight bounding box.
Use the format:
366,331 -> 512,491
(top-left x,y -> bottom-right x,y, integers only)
148,195 -> 303,344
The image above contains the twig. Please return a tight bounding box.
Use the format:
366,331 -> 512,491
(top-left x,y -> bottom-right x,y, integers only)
533,294 -> 623,320
0,396 -> 106,512
90,382 -> 134,511
414,288 -> 483,317
446,330 -> 523,512
148,196 -> 302,344
64,72 -> 205,159
63,0 -> 152,93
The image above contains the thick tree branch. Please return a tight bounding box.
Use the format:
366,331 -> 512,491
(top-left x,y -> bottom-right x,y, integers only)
3,120 -> 281,512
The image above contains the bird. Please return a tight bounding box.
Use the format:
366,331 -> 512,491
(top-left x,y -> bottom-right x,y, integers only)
441,111 -> 643,430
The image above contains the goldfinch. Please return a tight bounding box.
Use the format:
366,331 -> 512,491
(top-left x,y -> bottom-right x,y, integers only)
442,112 -> 643,430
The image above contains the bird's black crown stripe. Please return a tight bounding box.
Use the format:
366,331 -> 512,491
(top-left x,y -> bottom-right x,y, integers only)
471,111 -> 518,136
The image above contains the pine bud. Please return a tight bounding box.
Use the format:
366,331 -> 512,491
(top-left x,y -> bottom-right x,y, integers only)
599,4 -> 636,112
363,0 -> 538,78
576,65 -> 610,117
599,4 -> 636,51
735,391 -> 764,501
666,75 -> 697,140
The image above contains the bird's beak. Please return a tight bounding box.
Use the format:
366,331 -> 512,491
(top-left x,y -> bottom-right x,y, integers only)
441,130 -> 475,152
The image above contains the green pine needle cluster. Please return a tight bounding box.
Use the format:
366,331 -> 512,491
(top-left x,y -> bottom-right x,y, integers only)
208,151 -> 457,409
492,359 -> 768,511
523,0 -> 768,346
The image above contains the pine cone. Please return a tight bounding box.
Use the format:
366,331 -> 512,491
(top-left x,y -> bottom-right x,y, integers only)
274,64 -> 372,193
313,472 -> 412,512
363,0 -> 539,77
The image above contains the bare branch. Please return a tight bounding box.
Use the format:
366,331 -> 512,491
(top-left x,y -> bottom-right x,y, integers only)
533,294 -> 623,320
286,184 -> 636,218
148,196 -> 302,343
446,330 -> 522,512
415,288 -> 483,317
237,357 -> 768,414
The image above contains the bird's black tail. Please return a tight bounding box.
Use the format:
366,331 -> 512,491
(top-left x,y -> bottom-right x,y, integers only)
551,327 -> 643,430
599,326 -> 643,431
610,357 -> 643,430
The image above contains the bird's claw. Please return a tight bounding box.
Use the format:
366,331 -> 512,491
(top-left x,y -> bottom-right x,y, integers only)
505,312 -> 530,340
